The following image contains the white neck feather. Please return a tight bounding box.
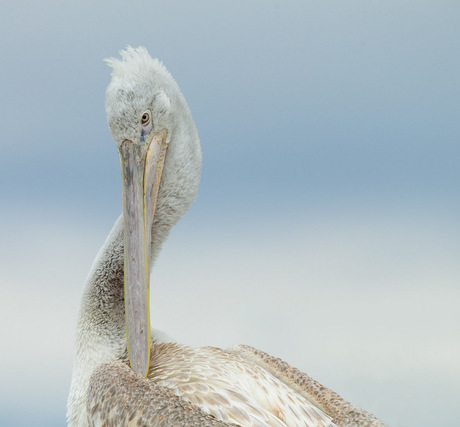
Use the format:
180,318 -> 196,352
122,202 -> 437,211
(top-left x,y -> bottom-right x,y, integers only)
67,207 -> 180,425
67,218 -> 125,426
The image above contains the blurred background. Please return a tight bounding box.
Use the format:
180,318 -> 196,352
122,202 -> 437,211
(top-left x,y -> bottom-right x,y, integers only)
1,1 -> 459,426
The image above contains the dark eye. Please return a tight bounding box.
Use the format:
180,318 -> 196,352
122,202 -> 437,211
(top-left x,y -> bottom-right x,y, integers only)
141,112 -> 150,126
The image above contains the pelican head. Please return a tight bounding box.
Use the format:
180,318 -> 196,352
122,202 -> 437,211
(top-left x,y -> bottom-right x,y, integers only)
105,47 -> 201,377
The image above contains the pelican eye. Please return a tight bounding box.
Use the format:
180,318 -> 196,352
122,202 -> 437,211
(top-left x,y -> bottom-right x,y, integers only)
141,112 -> 150,126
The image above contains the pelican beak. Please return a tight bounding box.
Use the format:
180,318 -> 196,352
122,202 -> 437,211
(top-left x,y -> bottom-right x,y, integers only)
119,129 -> 168,377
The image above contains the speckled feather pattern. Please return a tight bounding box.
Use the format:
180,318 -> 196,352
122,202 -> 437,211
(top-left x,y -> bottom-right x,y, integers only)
148,343 -> 335,426
234,345 -> 385,427
88,343 -> 336,426
87,341 -> 384,426
87,362 -> 227,427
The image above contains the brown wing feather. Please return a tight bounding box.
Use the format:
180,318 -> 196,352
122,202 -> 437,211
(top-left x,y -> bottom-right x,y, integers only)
234,345 -> 385,427
146,343 -> 334,426
87,361 -> 231,426
87,344 -> 384,427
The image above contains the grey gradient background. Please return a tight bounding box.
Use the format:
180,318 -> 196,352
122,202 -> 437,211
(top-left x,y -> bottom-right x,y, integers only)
1,1 -> 459,426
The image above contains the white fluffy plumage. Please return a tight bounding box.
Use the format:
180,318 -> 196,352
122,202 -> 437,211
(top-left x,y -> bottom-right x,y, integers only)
67,47 -> 384,427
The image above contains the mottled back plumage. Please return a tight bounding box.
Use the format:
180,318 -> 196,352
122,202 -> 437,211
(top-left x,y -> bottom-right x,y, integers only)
87,342 -> 384,427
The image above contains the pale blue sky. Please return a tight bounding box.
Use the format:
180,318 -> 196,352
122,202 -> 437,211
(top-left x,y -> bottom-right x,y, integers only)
1,1 -> 459,426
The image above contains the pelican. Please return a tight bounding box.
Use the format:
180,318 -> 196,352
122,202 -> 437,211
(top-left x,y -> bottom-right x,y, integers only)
67,47 -> 384,427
